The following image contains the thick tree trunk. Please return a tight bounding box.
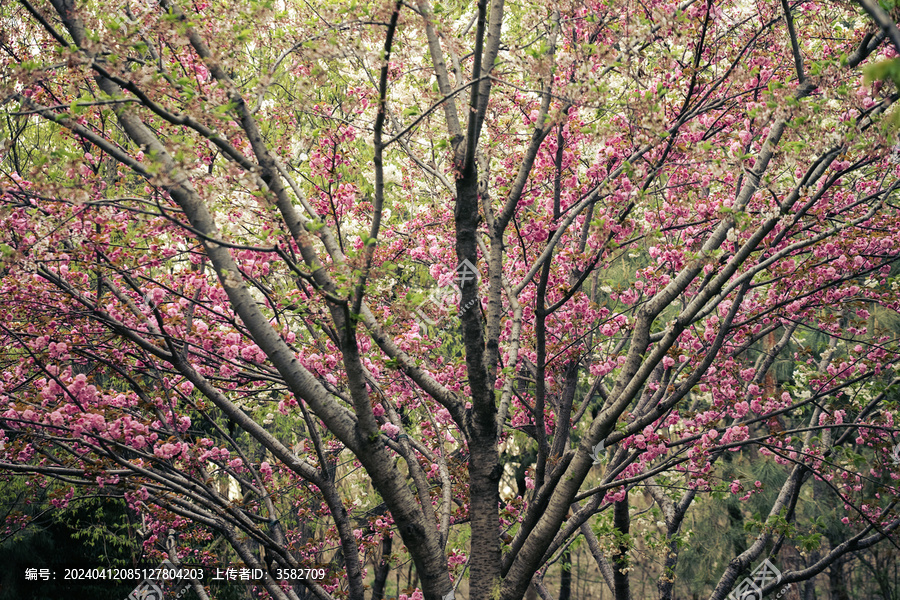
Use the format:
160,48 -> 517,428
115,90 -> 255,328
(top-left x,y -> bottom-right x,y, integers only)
467,436 -> 501,598
456,140 -> 501,600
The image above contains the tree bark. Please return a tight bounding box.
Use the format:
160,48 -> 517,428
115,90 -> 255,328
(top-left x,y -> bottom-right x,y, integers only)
613,494 -> 631,600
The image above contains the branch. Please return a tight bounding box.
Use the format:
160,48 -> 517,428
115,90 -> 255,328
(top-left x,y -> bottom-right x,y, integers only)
354,0 -> 402,317
17,0 -> 69,47
780,0 -> 805,83
414,0 -> 464,144
857,0 -> 900,55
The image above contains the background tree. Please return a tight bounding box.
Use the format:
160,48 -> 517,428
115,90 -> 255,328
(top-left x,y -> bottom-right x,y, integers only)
1,0 -> 900,599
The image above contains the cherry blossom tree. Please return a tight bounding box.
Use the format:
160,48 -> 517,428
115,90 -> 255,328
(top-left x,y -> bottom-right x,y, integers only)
1,0 -> 900,599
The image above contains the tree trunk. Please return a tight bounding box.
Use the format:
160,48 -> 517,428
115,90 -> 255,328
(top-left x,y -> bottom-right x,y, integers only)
613,493 -> 631,600
828,557 -> 850,600
372,534 -> 392,600
559,546 -> 572,600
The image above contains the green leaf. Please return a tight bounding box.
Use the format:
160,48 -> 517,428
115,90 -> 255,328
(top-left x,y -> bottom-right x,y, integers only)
864,58 -> 900,87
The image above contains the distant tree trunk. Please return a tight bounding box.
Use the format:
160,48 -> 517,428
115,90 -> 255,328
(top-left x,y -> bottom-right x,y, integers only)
828,557 -> 851,600
726,500 -> 747,557
371,534 -> 392,600
803,576 -> 818,600
781,542 -> 803,600
559,546 -> 572,600
613,493 -> 631,600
